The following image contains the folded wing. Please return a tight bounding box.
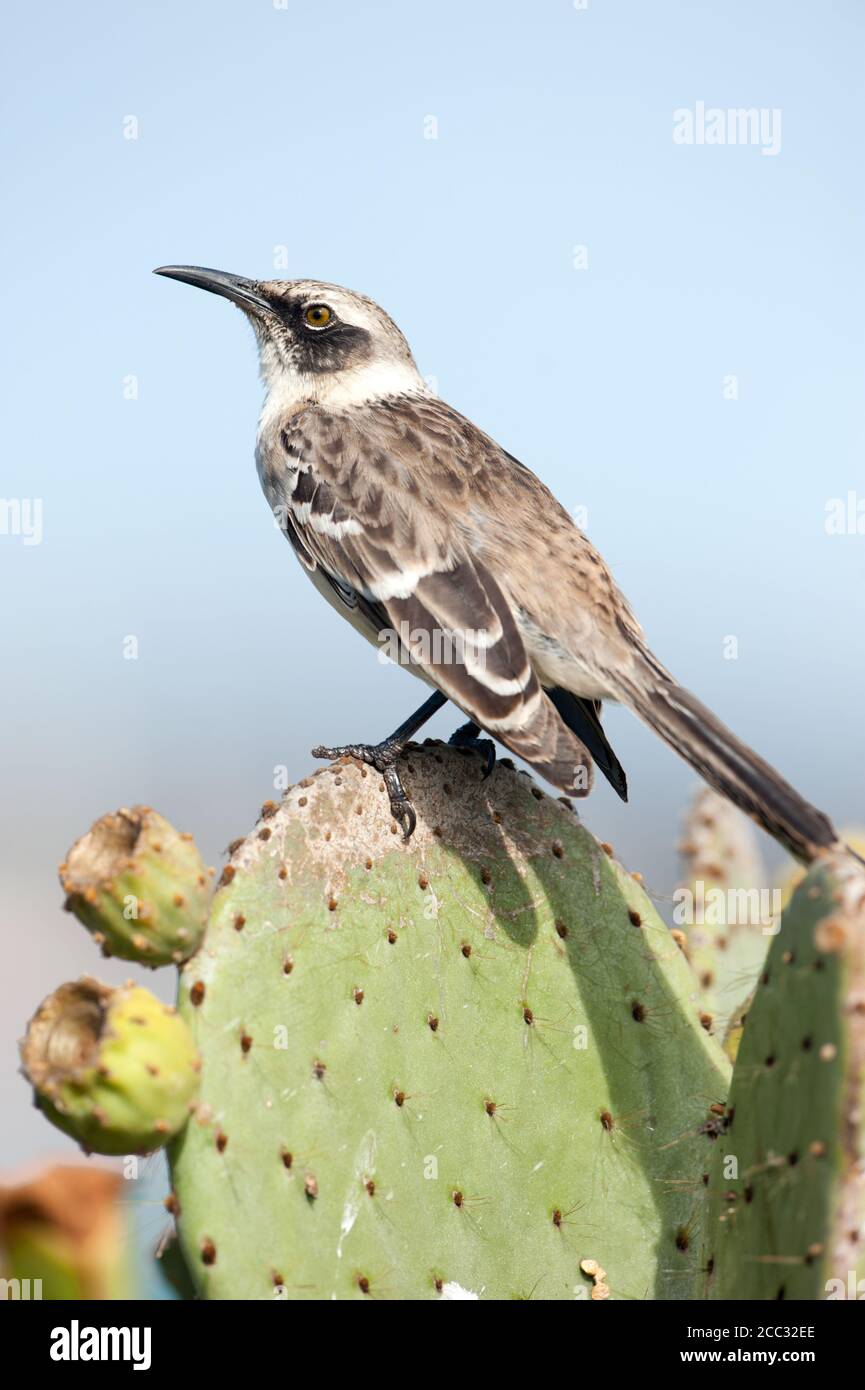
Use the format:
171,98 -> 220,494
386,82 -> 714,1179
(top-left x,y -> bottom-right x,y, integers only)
277,417 -> 593,796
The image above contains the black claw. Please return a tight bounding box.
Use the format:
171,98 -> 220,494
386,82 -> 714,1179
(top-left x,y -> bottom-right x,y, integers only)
311,739 -> 417,838
311,742 -> 393,768
394,800 -> 417,842
382,766 -> 417,840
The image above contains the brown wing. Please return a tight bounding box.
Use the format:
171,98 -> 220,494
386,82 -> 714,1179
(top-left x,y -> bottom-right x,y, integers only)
278,403 -> 593,795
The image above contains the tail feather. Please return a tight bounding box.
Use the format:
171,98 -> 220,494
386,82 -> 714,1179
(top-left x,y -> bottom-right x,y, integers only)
497,691 -> 596,799
547,688 -> 628,802
618,666 -> 838,864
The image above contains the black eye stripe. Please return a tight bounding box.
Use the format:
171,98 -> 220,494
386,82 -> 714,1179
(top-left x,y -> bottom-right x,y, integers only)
290,317 -> 373,375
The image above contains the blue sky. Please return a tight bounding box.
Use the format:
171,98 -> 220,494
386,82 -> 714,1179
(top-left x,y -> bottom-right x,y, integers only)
2,0 -> 863,1167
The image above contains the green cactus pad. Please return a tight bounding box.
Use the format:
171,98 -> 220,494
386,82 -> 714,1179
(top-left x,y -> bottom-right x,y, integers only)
171,745 -> 729,1300
21,978 -> 201,1155
677,789 -> 773,1037
702,851 -> 865,1300
60,806 -> 210,967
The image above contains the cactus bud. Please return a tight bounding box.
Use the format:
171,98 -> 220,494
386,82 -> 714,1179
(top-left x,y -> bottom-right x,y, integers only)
60,807 -> 209,966
21,978 -> 200,1155
0,1164 -> 131,1299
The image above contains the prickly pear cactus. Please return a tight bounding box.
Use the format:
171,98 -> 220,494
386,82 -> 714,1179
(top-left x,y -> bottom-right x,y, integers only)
21,979 -> 200,1156
60,806 -> 210,967
701,851 -> 865,1300
677,789 -> 772,1037
170,746 -> 729,1300
776,828 -> 865,912
23,757 -> 865,1301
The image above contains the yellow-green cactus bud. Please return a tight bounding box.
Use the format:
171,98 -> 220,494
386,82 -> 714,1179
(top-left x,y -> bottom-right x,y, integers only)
60,807 -> 210,966
21,978 -> 200,1155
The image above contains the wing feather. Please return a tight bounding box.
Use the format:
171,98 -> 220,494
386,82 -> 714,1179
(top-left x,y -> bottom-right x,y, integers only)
277,406 -> 593,795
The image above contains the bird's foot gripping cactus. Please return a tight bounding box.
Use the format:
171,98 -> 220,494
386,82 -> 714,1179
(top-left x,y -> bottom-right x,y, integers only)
169,747 -> 729,1300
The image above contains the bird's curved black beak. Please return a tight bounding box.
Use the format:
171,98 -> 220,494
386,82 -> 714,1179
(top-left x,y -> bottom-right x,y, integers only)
153,265 -> 274,316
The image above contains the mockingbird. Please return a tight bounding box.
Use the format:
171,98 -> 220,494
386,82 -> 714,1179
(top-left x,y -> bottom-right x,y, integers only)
155,266 -> 842,862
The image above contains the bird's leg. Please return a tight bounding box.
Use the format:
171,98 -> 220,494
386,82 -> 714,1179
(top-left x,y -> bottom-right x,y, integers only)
311,690 -> 448,840
448,719 -> 497,779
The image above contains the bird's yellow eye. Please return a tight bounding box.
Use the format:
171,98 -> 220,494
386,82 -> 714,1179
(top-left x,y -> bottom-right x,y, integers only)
305,304 -> 332,328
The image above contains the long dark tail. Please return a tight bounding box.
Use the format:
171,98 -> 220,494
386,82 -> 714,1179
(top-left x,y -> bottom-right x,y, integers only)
617,660 -> 839,864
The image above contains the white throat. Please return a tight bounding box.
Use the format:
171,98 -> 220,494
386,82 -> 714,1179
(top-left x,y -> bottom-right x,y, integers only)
257,341 -> 428,437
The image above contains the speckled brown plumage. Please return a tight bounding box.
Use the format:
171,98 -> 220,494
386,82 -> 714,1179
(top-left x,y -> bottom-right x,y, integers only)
156,266 -> 844,862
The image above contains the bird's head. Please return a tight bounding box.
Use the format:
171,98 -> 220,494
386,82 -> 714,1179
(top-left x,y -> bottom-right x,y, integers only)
153,266 -> 424,416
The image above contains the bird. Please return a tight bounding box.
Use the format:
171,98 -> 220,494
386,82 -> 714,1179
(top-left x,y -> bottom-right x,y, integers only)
154,266 -> 843,864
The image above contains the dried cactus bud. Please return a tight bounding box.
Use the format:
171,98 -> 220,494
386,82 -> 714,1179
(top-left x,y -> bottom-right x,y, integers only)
21,978 -> 200,1155
0,1164 -> 130,1299
60,807 -> 209,966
